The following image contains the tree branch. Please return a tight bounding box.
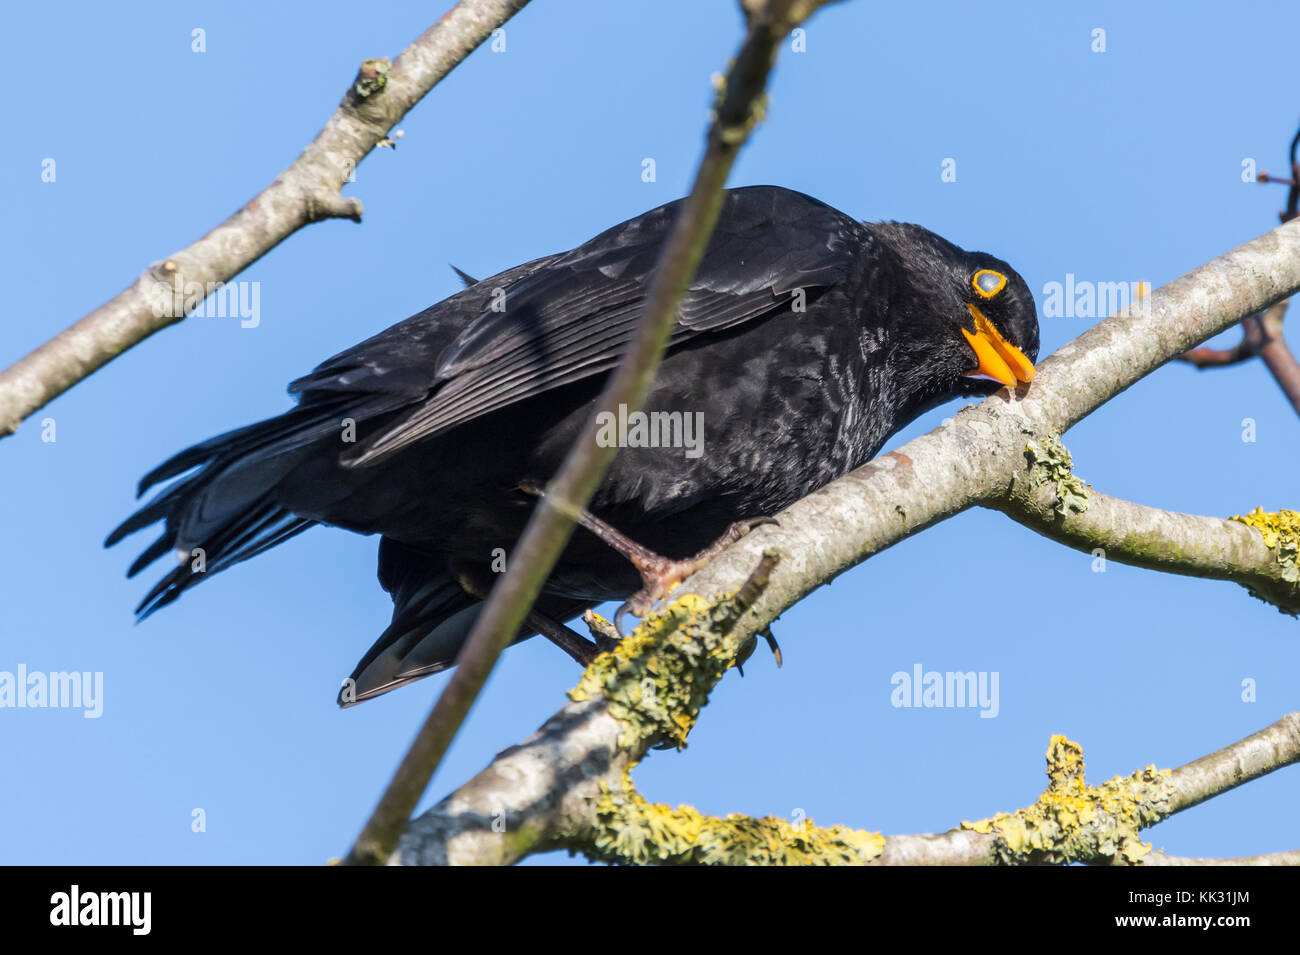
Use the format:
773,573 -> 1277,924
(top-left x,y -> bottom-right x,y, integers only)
396,614 -> 1299,864
1141,850 -> 1300,866
1254,302 -> 1300,415
993,453 -> 1300,616
1161,711 -> 1300,816
1178,117 -> 1300,414
0,0 -> 532,438
396,552 -> 781,865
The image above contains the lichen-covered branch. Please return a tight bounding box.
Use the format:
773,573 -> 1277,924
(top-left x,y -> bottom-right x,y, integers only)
0,0 -> 532,438
397,609 -> 1299,865
960,735 -> 1175,865
993,447 -> 1300,616
396,552 -> 781,865
581,714 -> 1299,866
948,713 -> 1300,866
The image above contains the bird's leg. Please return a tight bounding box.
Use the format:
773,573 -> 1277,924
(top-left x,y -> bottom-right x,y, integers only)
526,608 -> 600,668
518,484 -> 777,635
604,516 -> 779,635
455,565 -> 600,667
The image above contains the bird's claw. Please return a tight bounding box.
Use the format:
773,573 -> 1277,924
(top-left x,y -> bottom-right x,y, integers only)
613,516 -> 779,638
614,601 -> 635,638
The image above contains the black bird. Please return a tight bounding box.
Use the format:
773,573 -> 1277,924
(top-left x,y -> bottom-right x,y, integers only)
107,185 -> 1038,705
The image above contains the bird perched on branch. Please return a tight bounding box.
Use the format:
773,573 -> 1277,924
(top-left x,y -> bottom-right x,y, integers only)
107,185 -> 1038,705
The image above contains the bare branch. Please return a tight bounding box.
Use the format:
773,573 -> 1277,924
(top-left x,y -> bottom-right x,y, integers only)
1176,301 -> 1300,416
0,0 -> 532,438
1141,850 -> 1300,866
1180,117 -> 1300,413
1254,302 -> 1300,415
1162,712 -> 1300,816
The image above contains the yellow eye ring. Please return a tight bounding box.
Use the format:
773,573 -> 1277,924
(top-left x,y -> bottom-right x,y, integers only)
972,269 -> 1007,299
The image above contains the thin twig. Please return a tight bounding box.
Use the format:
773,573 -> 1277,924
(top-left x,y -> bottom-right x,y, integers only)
1177,119 -> 1300,409
1254,302 -> 1300,414
1177,311 -> 1267,367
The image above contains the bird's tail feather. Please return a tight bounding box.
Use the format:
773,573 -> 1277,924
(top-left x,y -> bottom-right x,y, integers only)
342,538 -> 593,706
105,403 -> 360,617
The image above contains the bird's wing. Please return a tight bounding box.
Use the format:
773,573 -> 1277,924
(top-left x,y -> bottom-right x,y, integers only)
343,185 -> 867,466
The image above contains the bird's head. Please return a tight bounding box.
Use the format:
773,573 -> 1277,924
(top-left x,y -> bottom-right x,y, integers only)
871,223 -> 1039,401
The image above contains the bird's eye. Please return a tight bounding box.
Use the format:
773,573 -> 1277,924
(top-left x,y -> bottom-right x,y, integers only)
972,269 -> 1007,299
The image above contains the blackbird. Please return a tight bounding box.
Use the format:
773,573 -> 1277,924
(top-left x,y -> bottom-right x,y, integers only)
107,185 -> 1039,705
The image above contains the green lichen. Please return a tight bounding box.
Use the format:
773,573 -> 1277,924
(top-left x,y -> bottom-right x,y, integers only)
568,580 -> 759,752
1231,507 -> 1300,584
353,58 -> 390,98
584,774 -> 885,866
1025,430 -> 1090,515
568,550 -> 777,752
565,551 -> 882,865
962,735 -> 1174,865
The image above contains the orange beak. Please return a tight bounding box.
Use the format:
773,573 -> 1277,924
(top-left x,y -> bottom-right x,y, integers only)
961,304 -> 1036,389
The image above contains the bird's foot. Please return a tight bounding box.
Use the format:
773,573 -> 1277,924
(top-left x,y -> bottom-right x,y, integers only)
612,516 -> 779,636
516,483 -> 777,637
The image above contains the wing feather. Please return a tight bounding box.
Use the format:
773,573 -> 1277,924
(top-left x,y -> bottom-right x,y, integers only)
340,186 -> 868,466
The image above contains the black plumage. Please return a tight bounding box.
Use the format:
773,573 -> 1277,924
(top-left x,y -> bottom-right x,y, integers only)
106,185 -> 1039,704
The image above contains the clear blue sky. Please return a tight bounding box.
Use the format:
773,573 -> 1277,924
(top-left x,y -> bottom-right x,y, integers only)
2,0 -> 1297,865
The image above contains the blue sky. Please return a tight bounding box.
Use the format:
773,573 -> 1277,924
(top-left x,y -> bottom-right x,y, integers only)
2,0 -> 1297,864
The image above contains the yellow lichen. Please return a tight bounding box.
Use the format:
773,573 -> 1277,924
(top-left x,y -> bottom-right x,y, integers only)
584,773 -> 885,866
568,577 -> 763,751
962,735 -> 1174,865
1232,507 -> 1300,584
564,551 -> 879,865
